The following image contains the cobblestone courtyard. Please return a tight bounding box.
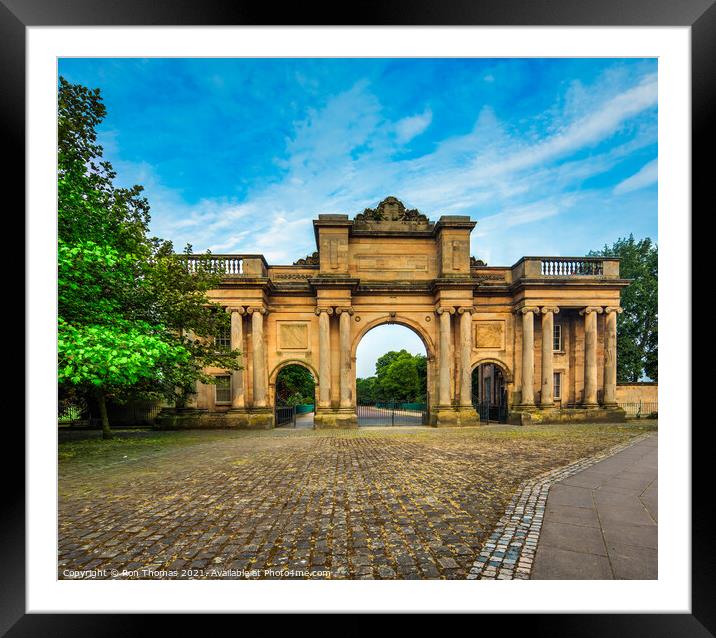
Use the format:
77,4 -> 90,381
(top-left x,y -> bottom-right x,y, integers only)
58,422 -> 656,580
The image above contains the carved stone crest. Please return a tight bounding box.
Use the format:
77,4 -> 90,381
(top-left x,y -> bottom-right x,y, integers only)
354,196 -> 429,225
293,251 -> 319,266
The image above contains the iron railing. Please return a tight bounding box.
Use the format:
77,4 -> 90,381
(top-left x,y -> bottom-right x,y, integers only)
472,396 -> 507,423
472,388 -> 508,424
58,402 -> 162,428
275,405 -> 297,427
356,402 -> 428,426
474,400 -> 508,424
618,402 -> 658,418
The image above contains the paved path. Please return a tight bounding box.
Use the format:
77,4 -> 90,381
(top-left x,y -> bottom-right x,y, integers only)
294,411 -> 315,428
59,423 -> 654,580
357,406 -> 425,427
531,433 -> 657,579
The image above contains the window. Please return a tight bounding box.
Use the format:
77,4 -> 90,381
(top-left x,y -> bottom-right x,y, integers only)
553,372 -> 562,400
215,375 -> 231,403
216,325 -> 231,351
553,324 -> 562,352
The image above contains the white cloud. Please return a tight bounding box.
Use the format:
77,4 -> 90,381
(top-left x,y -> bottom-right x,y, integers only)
395,108 -> 433,143
613,158 -> 658,195
477,200 -> 565,232
110,70 -> 657,266
471,73 -> 657,179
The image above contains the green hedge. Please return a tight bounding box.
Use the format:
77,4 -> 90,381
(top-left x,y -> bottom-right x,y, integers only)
295,404 -> 315,414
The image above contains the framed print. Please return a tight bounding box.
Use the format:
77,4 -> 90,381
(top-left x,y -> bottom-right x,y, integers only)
9,0 -> 709,632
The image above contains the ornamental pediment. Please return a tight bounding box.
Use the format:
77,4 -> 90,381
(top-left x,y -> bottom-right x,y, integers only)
353,196 -> 432,231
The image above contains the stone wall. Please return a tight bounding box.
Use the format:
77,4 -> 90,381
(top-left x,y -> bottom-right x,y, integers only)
616,383 -> 658,404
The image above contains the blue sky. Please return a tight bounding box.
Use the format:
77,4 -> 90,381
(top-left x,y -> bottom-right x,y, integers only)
58,57 -> 657,378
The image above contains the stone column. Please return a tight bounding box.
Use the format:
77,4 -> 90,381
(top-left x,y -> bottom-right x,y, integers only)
316,307 -> 333,408
426,356 -> 434,412
457,306 -> 474,406
580,306 -> 603,406
603,306 -> 622,406
337,307 -> 353,408
250,307 -> 268,408
540,306 -> 560,407
230,307 -> 246,409
436,306 -> 455,406
520,307 -> 539,406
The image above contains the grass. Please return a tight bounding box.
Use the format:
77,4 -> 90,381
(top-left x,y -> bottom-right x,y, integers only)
58,429 -> 238,463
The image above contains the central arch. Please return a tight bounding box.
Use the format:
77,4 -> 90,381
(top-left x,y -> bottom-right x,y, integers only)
352,316 -> 435,426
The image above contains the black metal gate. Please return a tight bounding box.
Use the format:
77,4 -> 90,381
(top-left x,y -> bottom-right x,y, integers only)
275,405 -> 297,427
475,400 -> 507,424
357,402 -> 428,427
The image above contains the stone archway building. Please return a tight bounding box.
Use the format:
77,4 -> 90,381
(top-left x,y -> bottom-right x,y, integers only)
181,196 -> 628,428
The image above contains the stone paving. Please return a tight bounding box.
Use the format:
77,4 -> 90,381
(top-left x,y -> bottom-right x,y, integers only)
58,423 -> 655,580
467,432 -> 657,580
531,433 -> 657,579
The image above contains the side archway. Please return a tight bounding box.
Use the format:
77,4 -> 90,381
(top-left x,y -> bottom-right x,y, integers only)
470,357 -> 513,383
268,359 -> 319,409
471,358 -> 512,422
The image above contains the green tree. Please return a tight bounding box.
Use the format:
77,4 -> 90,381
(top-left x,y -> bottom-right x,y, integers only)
589,235 -> 658,381
356,376 -> 378,404
414,354 -> 427,401
378,352 -> 421,402
275,365 -> 315,406
358,350 -> 427,403
57,77 -> 240,438
374,350 -> 404,377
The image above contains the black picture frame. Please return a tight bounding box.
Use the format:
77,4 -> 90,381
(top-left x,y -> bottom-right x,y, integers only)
7,0 -> 706,633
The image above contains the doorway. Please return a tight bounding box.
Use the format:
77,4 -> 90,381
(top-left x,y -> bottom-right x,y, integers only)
472,362 -> 508,423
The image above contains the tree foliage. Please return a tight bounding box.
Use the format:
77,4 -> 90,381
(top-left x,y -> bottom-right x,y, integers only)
57,77 -> 241,437
357,350 -> 427,403
589,235 -> 658,381
275,365 -> 315,406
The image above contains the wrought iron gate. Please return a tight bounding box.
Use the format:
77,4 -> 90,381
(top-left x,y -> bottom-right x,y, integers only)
275,405 -> 297,427
356,402 -> 428,427
475,400 -> 507,424
472,386 -> 507,423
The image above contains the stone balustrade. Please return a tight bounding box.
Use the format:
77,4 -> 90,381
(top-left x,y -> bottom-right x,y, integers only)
184,254 -> 268,277
182,254 -> 619,283
512,256 -> 620,280
540,258 -> 603,276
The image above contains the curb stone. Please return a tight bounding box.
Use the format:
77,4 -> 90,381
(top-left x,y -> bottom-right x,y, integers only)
466,433 -> 653,580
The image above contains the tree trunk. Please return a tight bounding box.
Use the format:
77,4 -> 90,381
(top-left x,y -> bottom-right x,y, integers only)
175,387 -> 186,410
95,390 -> 113,440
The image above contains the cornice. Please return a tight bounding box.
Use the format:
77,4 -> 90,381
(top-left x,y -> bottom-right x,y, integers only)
308,277 -> 360,291
431,277 -> 475,292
